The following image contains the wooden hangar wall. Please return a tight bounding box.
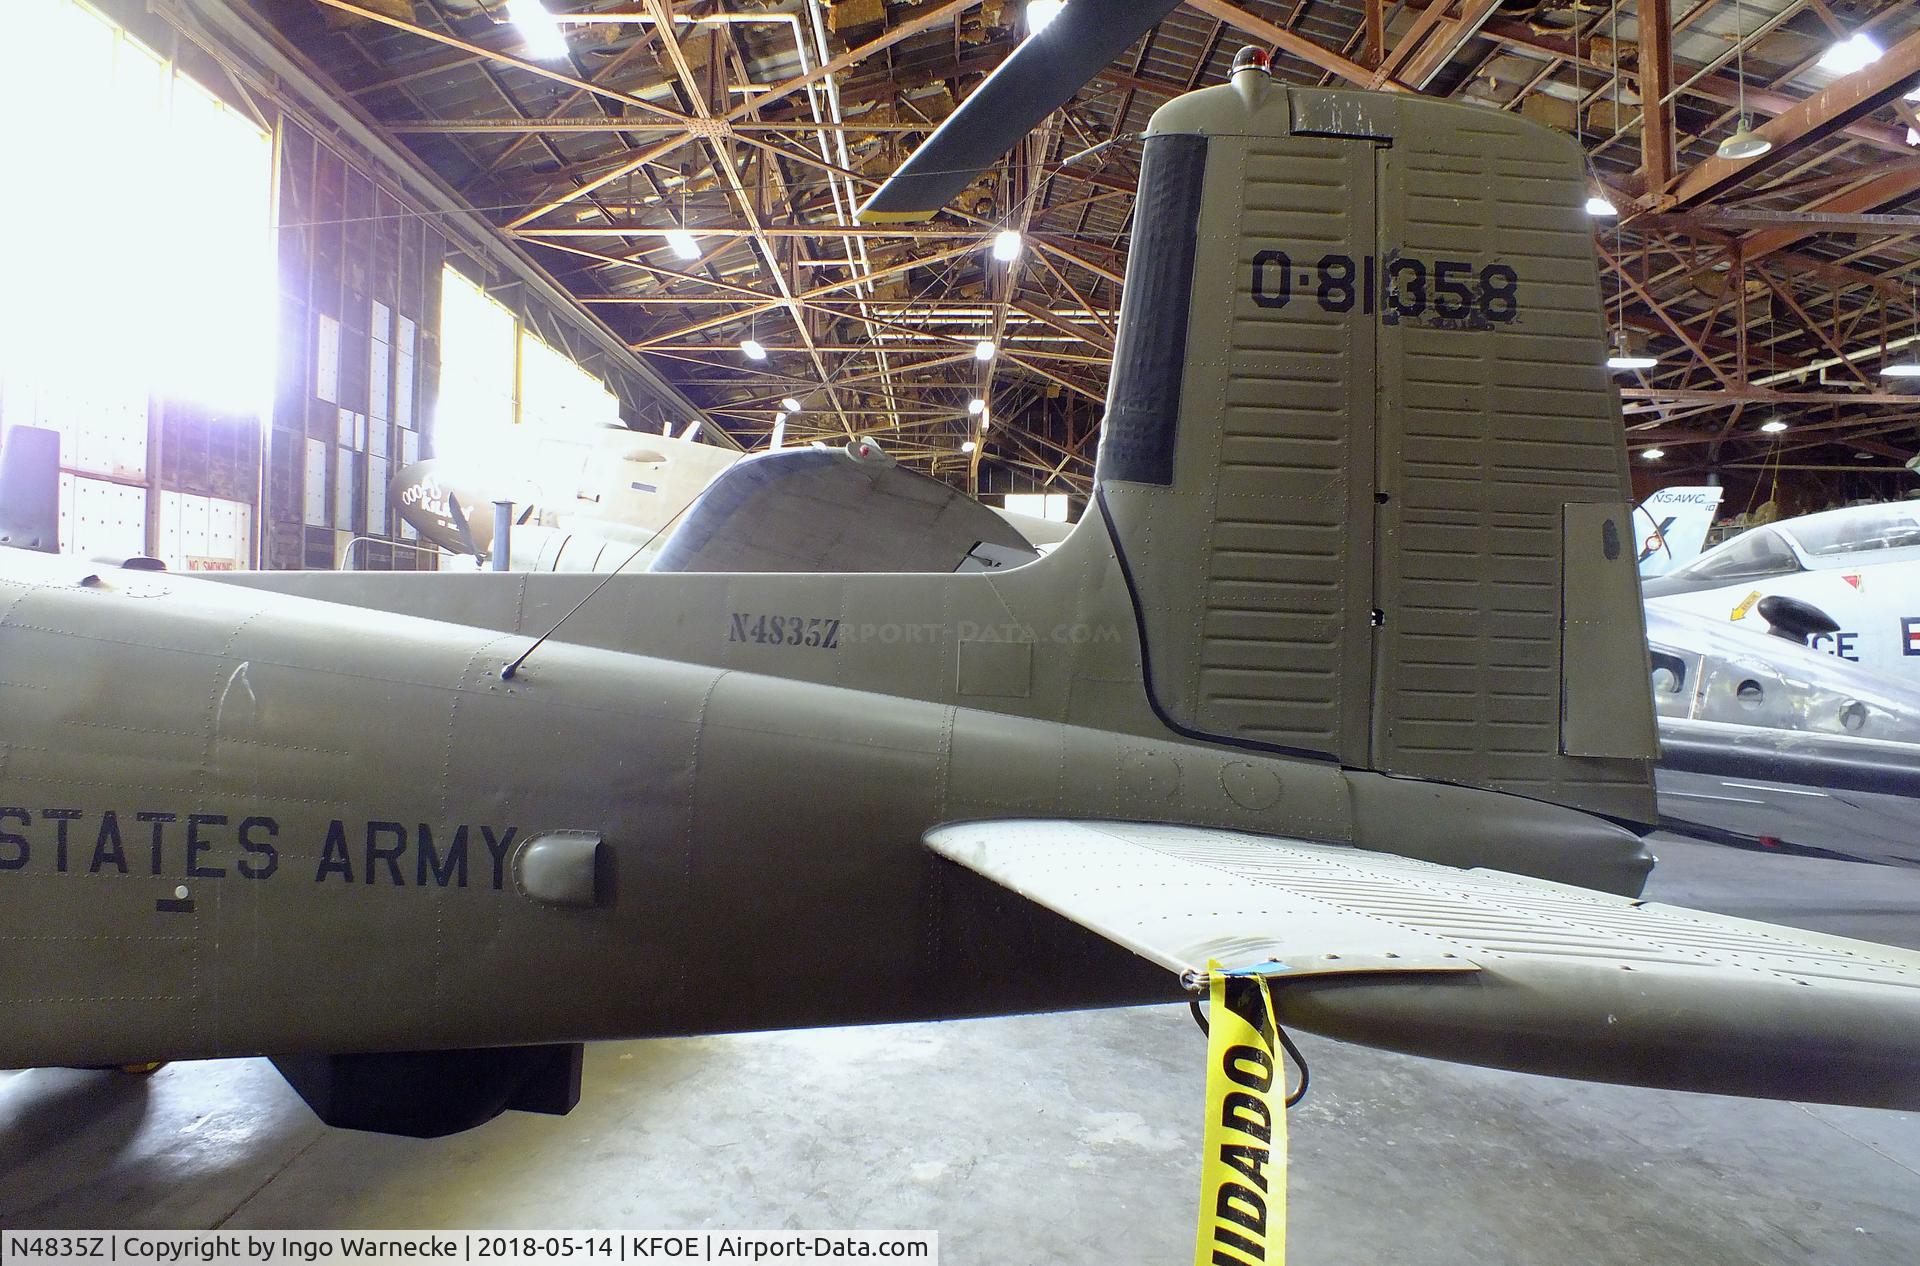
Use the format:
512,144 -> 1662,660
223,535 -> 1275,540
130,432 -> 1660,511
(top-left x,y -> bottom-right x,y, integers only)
0,0 -> 717,572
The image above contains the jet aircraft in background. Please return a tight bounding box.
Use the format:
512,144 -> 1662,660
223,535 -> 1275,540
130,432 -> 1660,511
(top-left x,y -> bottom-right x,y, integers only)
1643,500 -> 1920,675
1633,485 -> 1722,577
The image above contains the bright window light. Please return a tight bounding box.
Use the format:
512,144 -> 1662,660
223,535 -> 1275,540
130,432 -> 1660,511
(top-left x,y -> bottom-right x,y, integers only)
1004,493 -> 1073,522
1819,32 -> 1882,75
519,327 -> 619,435
1760,418 -> 1788,433
1642,448 -> 1666,460
741,338 -> 768,361
1909,126 -> 1920,146
664,229 -> 701,261
780,396 -> 803,412
975,340 -> 996,361
992,230 -> 1023,261
1585,193 -> 1617,217
507,0 -> 571,61
968,398 -> 986,414
438,267 -> 520,469
1,0 -> 274,446
1027,0 -> 1065,35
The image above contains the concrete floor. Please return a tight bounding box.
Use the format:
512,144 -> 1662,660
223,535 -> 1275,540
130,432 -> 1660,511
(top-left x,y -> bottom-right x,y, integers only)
5,835 -> 1919,1263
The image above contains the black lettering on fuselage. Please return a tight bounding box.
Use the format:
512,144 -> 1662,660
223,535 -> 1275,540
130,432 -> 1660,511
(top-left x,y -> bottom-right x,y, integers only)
91,811 -> 128,874
238,816 -> 278,880
0,808 -> 29,871
365,821 -> 406,885
44,809 -> 83,873
137,811 -> 175,876
187,813 -> 228,878
317,819 -> 354,883
482,826 -> 518,891
417,824 -> 468,888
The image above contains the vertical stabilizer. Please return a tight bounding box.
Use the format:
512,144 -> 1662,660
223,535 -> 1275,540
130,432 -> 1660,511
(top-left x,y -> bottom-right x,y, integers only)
1095,66 -> 1656,824
0,425 -> 60,554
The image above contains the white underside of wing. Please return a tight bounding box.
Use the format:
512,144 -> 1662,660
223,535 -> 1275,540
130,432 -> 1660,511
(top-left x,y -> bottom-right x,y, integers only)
926,819 -> 1920,1108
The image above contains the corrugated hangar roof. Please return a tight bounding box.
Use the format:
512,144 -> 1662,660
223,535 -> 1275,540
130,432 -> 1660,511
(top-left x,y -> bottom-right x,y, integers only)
252,0 -> 1920,504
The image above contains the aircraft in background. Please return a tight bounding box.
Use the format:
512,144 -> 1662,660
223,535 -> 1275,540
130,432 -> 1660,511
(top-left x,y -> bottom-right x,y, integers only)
391,427 -> 1070,574
1643,500 -> 1920,674
1633,485 -> 1722,577
389,425 -> 737,571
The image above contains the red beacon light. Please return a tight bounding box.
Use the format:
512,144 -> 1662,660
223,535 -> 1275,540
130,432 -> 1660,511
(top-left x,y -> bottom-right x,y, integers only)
1231,46 -> 1271,77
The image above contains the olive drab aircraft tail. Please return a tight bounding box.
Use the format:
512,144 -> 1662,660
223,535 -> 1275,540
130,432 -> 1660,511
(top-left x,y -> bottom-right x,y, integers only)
8,61 -> 1920,1140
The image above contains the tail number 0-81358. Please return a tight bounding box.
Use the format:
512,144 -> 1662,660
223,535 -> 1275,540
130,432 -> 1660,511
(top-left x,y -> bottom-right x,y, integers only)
1251,250 -> 1518,323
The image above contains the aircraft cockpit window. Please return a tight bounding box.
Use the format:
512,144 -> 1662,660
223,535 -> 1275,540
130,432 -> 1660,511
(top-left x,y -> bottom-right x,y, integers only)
1674,529 -> 1802,583
1785,506 -> 1920,558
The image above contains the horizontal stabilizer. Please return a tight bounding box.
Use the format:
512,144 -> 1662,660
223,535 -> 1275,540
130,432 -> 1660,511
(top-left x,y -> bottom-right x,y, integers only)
927,820 -> 1920,1109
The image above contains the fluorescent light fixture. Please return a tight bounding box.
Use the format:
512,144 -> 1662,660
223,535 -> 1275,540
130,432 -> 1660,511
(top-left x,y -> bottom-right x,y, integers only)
1585,193 -> 1618,217
992,230 -> 1023,261
1820,32 -> 1882,75
961,440 -> 978,454
1642,448 -> 1665,460
1606,330 -> 1658,370
663,229 -> 701,261
980,411 -> 990,431
1716,120 -> 1772,160
770,412 -> 787,450
740,338 -> 767,361
974,339 -> 996,360
1760,418 -> 1788,433
680,419 -> 702,441
506,0 -> 571,61
780,396 -> 803,412
1881,359 -> 1920,377
1027,0 -> 1065,35
968,398 -> 986,414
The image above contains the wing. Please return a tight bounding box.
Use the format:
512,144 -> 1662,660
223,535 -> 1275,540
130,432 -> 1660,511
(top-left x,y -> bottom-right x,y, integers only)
926,819 -> 1920,1109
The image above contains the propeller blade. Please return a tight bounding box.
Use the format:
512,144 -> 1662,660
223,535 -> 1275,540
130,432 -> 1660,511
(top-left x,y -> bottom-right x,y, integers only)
447,492 -> 480,558
856,0 -> 1181,222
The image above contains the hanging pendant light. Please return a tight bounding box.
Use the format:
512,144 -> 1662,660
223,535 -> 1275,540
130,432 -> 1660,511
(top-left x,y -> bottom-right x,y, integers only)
1606,330 -> 1658,371
1718,119 -> 1771,160
1719,0 -> 1772,159
1884,277 -> 1920,376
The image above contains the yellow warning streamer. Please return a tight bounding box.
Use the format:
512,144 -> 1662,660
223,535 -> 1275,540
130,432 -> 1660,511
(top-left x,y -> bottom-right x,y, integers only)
1193,962 -> 1286,1266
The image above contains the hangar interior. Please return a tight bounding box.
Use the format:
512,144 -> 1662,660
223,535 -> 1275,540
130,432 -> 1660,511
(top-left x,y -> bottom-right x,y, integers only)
6,0 -> 1920,572
3,0 -> 1920,1259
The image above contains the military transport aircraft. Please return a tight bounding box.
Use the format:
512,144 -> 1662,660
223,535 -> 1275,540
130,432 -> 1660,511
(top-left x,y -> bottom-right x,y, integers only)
7,13 -> 1920,1159
389,424 -> 737,570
